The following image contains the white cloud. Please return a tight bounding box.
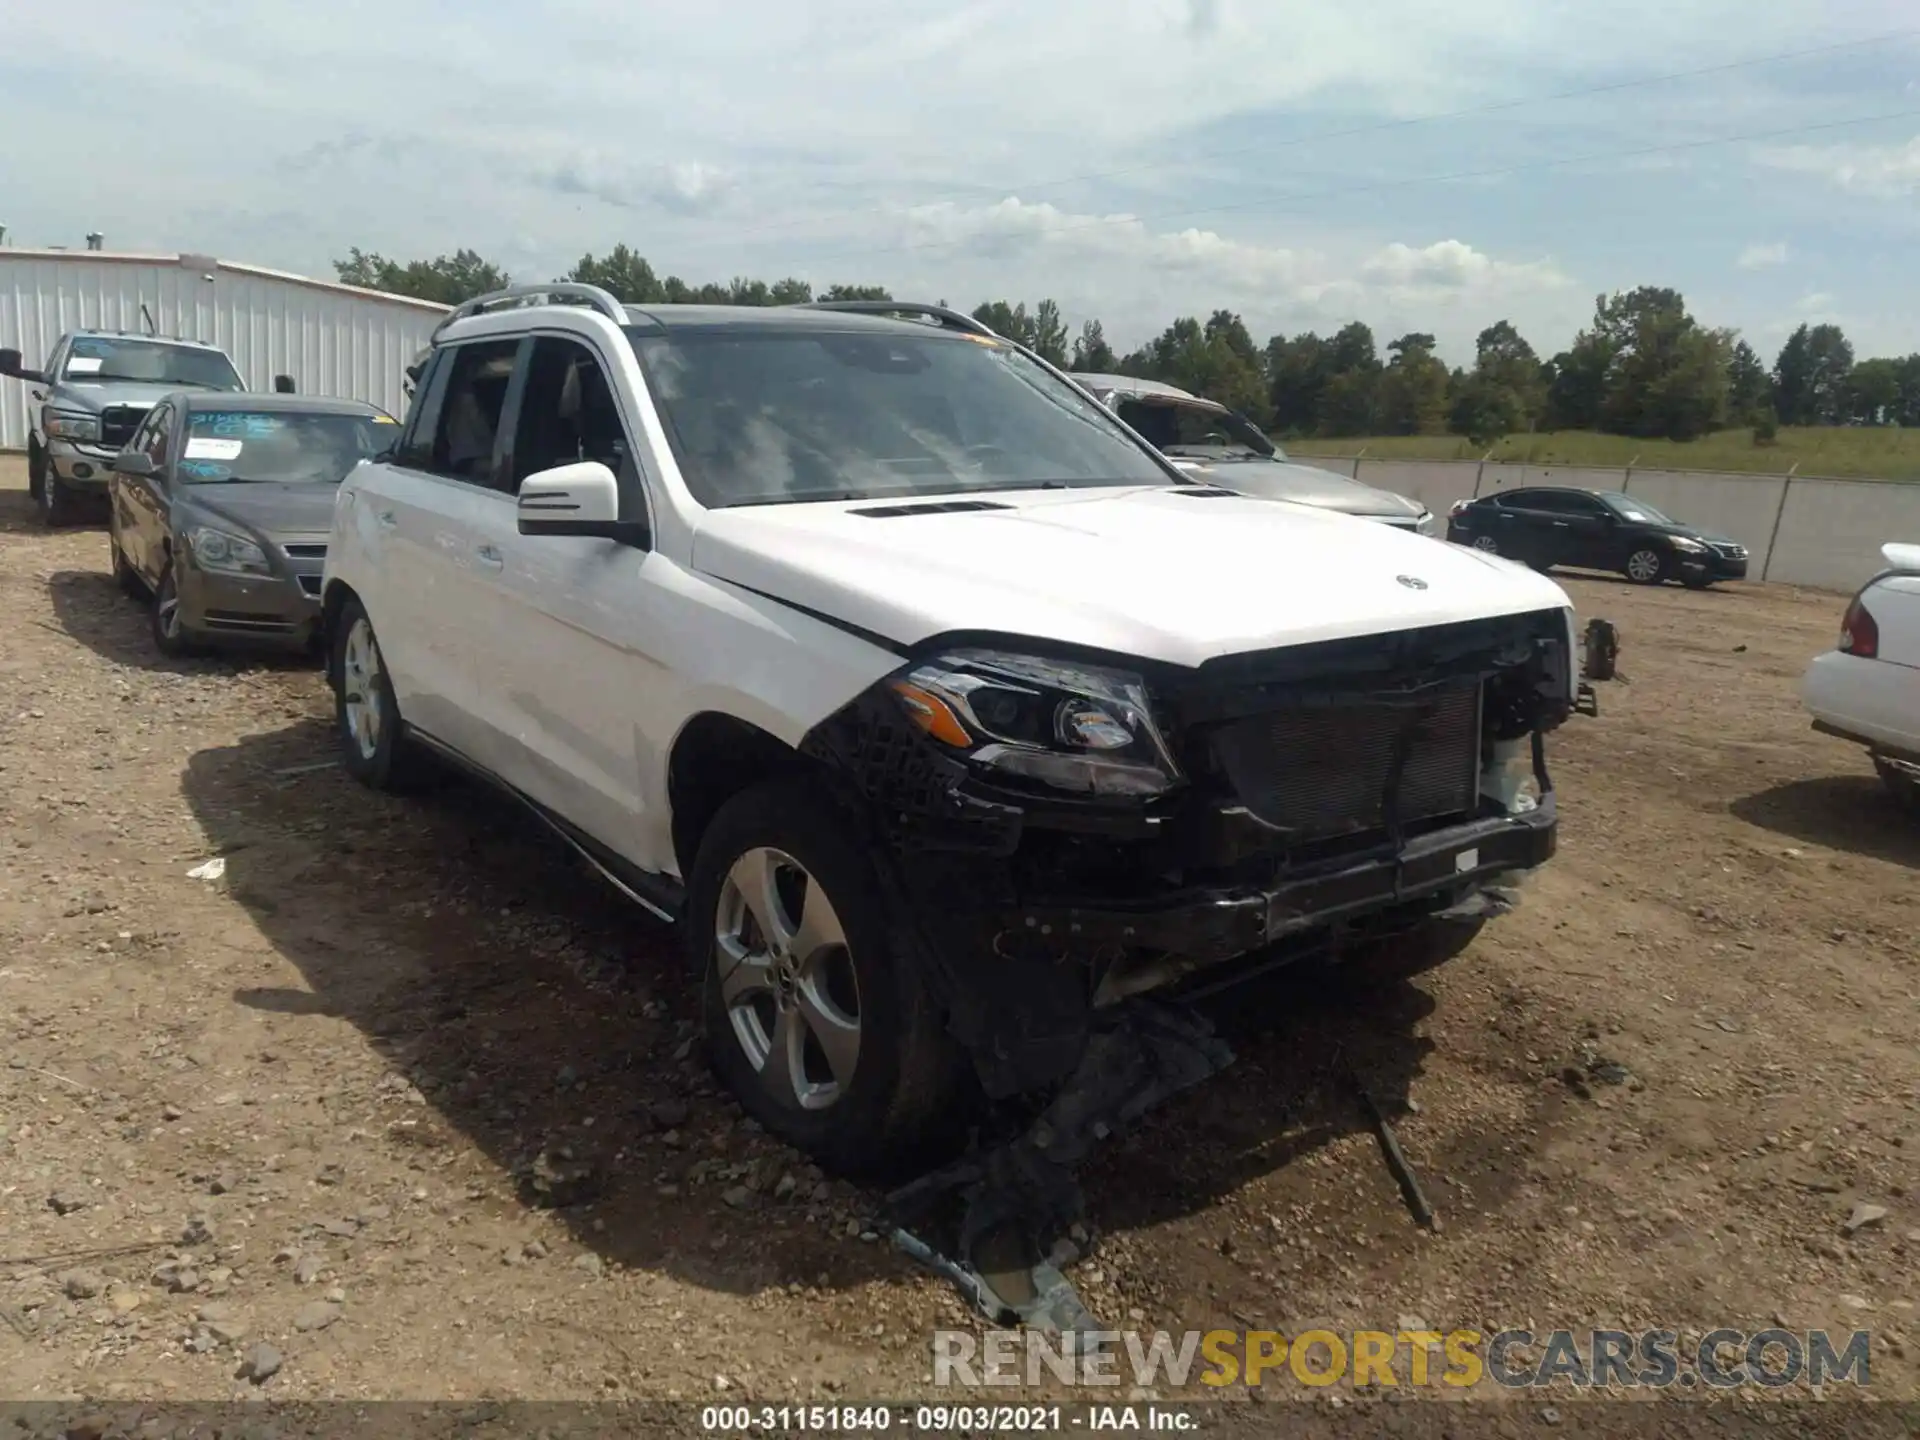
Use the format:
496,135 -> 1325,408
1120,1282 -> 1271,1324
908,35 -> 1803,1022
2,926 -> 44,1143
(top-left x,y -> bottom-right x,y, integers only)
543,156 -> 732,215
1736,241 -> 1789,269
1755,134 -> 1920,198
885,198 -> 1574,355
1185,0 -> 1226,37
3,1 -> 1915,359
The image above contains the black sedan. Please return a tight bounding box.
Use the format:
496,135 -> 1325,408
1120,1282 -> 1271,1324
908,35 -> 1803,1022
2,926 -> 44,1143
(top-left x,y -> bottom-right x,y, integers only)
106,393 -> 398,656
1445,486 -> 1749,588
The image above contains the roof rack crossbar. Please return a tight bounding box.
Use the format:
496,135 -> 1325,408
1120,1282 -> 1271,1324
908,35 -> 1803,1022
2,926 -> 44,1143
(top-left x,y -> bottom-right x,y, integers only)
797,300 -> 999,339
433,282 -> 626,340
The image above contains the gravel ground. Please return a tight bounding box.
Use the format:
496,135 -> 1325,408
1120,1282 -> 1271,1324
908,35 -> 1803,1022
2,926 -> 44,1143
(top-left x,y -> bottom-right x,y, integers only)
2,456 -> 1915,1411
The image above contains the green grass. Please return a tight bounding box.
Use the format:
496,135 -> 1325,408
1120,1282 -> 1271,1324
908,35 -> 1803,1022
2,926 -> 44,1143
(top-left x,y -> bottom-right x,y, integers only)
1282,427 -> 1920,481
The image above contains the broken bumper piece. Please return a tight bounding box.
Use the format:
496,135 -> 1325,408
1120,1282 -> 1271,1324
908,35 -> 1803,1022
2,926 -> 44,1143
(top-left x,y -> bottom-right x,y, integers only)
1009,795 -> 1556,968
885,1001 -> 1235,1335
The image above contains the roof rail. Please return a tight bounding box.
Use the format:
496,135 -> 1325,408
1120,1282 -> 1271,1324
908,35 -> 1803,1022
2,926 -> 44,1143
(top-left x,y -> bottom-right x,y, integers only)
798,300 -> 999,339
432,282 -> 626,341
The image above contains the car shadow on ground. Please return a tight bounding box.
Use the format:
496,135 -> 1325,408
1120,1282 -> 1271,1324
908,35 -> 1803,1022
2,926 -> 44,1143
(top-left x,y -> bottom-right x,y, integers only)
1731,775 -> 1920,869
181,719 -> 1468,1302
46,568 -> 316,675
0,485 -> 52,536
0,483 -> 110,535
1549,568 -> 1750,596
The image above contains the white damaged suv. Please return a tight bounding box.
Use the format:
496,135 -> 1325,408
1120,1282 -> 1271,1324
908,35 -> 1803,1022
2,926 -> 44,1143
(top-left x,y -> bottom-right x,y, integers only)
322,286 -> 1578,1173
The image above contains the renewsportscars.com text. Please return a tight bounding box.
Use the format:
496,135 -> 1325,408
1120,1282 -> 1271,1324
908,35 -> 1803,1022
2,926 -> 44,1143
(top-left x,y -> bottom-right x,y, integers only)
933,1327 -> 1872,1390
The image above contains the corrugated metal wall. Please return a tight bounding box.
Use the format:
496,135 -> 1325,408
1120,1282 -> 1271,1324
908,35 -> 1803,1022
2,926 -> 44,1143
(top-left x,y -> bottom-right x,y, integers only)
0,251 -> 449,449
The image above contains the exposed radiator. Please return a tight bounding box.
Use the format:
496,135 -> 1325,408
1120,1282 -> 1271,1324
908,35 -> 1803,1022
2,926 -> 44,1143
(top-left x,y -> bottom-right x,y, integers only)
1208,685 -> 1481,840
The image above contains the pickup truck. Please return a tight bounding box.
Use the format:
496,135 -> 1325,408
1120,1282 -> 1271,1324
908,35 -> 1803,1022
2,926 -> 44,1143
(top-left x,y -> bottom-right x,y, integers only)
2,330 -> 247,525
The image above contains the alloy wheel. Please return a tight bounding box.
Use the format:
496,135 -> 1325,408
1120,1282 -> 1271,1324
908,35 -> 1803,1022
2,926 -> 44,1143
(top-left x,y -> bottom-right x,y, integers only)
156,577 -> 183,641
713,846 -> 861,1112
1626,549 -> 1662,582
340,617 -> 386,761
1471,535 -> 1499,554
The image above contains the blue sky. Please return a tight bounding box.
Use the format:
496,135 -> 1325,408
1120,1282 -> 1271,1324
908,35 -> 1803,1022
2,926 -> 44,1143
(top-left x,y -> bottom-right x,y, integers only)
2,0 -> 1916,365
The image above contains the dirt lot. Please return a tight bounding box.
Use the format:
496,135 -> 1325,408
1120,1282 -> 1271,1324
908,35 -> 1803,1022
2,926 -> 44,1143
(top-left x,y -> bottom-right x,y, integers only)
2,455 -> 1916,1409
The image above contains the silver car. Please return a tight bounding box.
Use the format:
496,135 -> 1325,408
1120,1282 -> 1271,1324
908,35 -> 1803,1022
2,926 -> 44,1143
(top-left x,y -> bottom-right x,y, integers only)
1071,373 -> 1433,534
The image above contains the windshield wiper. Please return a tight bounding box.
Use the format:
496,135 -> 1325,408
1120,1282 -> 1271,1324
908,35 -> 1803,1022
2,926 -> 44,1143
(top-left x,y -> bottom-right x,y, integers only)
79,374 -> 224,389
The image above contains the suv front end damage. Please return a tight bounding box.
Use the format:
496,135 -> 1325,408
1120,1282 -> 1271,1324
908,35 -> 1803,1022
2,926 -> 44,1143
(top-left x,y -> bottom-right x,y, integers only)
801,606 -> 1574,1098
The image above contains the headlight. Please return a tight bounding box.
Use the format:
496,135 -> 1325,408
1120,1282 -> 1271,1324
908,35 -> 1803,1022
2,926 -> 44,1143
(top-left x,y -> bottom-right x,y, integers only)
1668,536 -> 1707,554
188,526 -> 270,576
888,648 -> 1180,797
43,410 -> 101,442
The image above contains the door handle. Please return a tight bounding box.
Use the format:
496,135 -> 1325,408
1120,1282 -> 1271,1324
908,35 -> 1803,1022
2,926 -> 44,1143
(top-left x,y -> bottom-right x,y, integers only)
1552,520 -> 1570,528
474,544 -> 504,569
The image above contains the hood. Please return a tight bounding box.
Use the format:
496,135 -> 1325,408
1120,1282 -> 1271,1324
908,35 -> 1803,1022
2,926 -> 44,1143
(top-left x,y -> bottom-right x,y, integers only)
1177,457 -> 1426,519
692,485 -> 1570,668
51,381 -> 188,413
180,481 -> 340,539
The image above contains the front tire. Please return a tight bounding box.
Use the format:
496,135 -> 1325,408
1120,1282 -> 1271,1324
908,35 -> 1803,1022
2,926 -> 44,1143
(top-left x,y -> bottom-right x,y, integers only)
41,472 -> 78,527
27,440 -> 46,502
1682,574 -> 1714,590
330,597 -> 435,791
150,567 -> 200,657
1624,547 -> 1666,585
688,778 -> 965,1178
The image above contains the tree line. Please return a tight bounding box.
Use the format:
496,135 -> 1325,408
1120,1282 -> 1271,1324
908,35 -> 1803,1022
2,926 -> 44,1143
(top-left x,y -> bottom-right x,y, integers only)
335,247 -> 1920,445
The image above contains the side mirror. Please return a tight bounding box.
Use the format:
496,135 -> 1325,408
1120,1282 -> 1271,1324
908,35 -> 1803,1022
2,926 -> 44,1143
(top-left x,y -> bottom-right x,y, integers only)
516,461 -> 645,544
273,374 -> 296,394
0,348 -> 48,384
111,452 -> 157,478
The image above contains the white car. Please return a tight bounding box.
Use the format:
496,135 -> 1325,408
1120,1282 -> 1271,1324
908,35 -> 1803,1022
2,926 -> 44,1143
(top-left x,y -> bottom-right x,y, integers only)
320,286 -> 1578,1173
1802,541 -> 1920,812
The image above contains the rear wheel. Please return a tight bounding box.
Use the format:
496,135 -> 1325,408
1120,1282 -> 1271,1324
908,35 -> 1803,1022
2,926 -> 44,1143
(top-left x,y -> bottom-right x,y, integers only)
1470,534 -> 1500,556
109,514 -> 147,599
330,597 -> 436,792
1625,547 -> 1666,584
689,778 -> 966,1179
111,536 -> 145,598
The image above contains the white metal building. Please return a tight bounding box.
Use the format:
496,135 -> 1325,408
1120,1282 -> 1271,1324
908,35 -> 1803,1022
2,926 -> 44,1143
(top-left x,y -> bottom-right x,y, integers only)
0,249 -> 449,450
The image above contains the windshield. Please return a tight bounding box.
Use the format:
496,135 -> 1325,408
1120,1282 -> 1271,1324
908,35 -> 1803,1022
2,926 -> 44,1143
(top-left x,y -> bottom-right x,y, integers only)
64,337 -> 243,390
1116,397 -> 1274,460
1601,492 -> 1676,526
178,409 -> 395,484
626,326 -> 1173,507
